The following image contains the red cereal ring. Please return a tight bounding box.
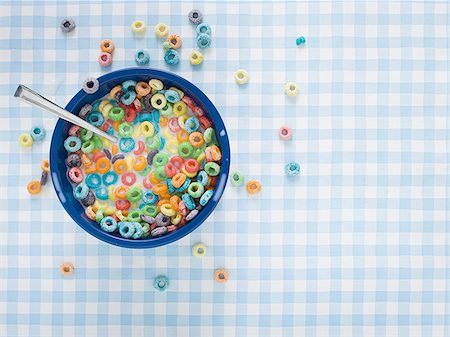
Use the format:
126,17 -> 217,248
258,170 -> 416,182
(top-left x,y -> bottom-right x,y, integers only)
143,177 -> 153,189
184,159 -> 199,174
92,151 -> 106,162
121,172 -> 136,186
124,109 -> 137,123
100,121 -> 110,132
164,163 -> 178,178
199,116 -> 211,129
192,106 -> 204,117
68,167 -> 83,183
169,156 -> 184,170
133,140 -> 145,155
116,199 -> 131,211
168,117 -> 181,133
112,214 -> 120,222
182,96 -> 195,109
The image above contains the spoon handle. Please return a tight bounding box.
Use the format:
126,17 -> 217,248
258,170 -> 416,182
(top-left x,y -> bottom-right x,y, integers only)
14,84 -> 118,143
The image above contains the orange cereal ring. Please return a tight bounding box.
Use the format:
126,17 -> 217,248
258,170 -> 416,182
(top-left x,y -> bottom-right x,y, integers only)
41,159 -> 50,172
109,84 -> 122,98
170,195 -> 181,211
115,185 -> 129,200
133,155 -> 147,171
171,172 -> 186,188
189,132 -> 204,148
152,183 -> 168,196
159,115 -> 168,127
148,171 -> 160,185
159,193 -> 172,201
112,120 -> 121,131
206,145 -> 222,162
111,144 -> 119,155
100,39 -> 115,53
91,148 -> 100,155
96,157 -> 111,174
167,34 -> 182,49
214,268 -> 229,283
85,165 -> 97,174
85,206 -> 96,220
157,199 -> 170,208
81,153 -> 93,167
135,81 -> 151,97
246,180 -> 261,195
60,262 -> 75,276
177,129 -> 189,143
27,180 -> 41,195
113,159 -> 128,175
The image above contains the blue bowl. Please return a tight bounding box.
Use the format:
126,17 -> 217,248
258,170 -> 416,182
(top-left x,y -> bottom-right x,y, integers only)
50,68 -> 230,248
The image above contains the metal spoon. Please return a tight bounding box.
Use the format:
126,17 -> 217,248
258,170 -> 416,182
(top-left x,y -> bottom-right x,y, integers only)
14,84 -> 118,143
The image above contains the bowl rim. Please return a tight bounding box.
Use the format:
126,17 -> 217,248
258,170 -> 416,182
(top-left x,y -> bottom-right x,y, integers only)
49,67 -> 230,249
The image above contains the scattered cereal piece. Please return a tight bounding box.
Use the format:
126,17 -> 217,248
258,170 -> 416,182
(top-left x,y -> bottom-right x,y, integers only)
246,179 -> 261,194
189,50 -> 203,65
214,268 -> 228,283
83,77 -> 99,94
154,23 -> 169,38
196,23 -> 211,35
100,39 -> 115,53
60,262 -> 75,276
196,33 -> 211,49
164,49 -> 180,66
131,20 -> 146,35
41,159 -> 50,172
284,82 -> 299,97
162,41 -> 171,50
279,126 -> 292,141
19,133 -> 33,148
98,52 -> 112,67
230,171 -> 244,187
135,49 -> 150,66
285,161 -> 300,177
167,34 -> 182,49
30,126 -> 45,141
192,242 -> 207,257
153,275 -> 169,291
40,170 -> 48,186
296,36 -> 306,46
27,180 -> 41,195
188,9 -> 203,25
60,18 -> 76,33
234,69 -> 249,85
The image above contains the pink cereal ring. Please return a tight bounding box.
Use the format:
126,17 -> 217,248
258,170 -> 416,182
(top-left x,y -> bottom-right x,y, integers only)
164,163 -> 178,178
279,126 -> 292,141
98,52 -> 112,67
133,140 -> 145,155
132,98 -> 142,112
168,117 -> 181,133
121,172 -> 136,186
167,225 -> 177,233
170,156 -> 184,170
92,151 -> 106,162
143,177 -> 153,189
68,125 -> 81,136
184,159 -> 199,174
178,201 -> 188,216
182,96 -> 195,109
192,106 -> 204,117
68,167 -> 83,183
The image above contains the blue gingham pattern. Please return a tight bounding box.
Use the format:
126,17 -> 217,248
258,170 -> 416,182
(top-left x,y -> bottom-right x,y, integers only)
0,1 -> 448,336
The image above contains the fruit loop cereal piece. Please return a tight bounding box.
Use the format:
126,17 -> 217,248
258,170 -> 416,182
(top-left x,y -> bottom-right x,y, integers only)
119,222 -> 135,238
151,94 -> 167,109
98,52 -> 112,67
40,171 -> 48,186
154,23 -> 169,38
167,35 -> 182,49
27,180 -> 41,195
192,242 -> 206,257
204,162 -> 220,176
296,36 -> 306,46
100,39 -> 115,53
153,275 -> 169,292
83,77 -> 99,94
30,126 -> 45,141
64,136 -> 81,152
68,167 -> 83,183
196,33 -> 211,49
188,9 -> 203,24
135,49 -> 150,66
285,161 -> 301,177
131,20 -> 146,35
101,216 -> 118,232
19,133 -> 33,148
136,82 -> 151,97
246,180 -> 261,195
41,159 -> 50,172
284,82 -> 299,97
214,268 -> 228,283
279,126 -> 292,140
234,69 -> 249,85
230,171 -> 244,187
196,23 -> 211,35
60,18 -> 76,33
189,50 -> 203,65
200,189 -> 213,206
164,49 -> 180,66
60,262 -> 75,276
78,104 -> 92,120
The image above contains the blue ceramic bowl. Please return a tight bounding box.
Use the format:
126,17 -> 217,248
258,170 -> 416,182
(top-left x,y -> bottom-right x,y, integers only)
50,68 -> 230,248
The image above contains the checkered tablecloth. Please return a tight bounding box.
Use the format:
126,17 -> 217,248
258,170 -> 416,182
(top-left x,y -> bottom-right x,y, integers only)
0,1 -> 448,336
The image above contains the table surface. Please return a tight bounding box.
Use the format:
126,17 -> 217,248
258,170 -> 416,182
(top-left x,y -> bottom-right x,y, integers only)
0,1 -> 448,336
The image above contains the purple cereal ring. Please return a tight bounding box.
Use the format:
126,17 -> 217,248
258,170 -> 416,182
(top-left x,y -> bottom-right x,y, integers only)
111,154 -> 125,164
143,94 -> 153,111
79,104 -> 92,120
141,214 -> 155,224
65,153 -> 81,168
68,167 -> 83,183
146,150 -> 159,166
151,226 -> 168,237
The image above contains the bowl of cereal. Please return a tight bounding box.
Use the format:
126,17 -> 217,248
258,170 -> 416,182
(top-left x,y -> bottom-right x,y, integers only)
50,68 -> 229,248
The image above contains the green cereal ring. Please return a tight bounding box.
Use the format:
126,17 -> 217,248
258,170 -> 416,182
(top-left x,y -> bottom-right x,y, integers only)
146,135 -> 161,150
92,135 -> 103,149
187,182 -> 204,198
192,147 -> 205,160
152,152 -> 168,167
155,166 -> 168,181
138,166 -> 152,177
118,122 -> 134,137
178,142 -> 194,158
95,209 -> 104,223
80,128 -> 93,141
231,171 -> 244,187
126,187 -> 143,203
141,222 -> 150,238
141,205 -> 158,217
81,140 -> 95,153
204,162 -> 220,176
203,128 -> 216,144
127,209 -> 142,222
159,103 -> 173,116
109,107 -> 125,121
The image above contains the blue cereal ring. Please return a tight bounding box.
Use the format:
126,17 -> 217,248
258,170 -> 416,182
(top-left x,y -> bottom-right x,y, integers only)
122,80 -> 137,92
73,183 -> 89,200
142,190 -> 158,204
119,222 -> 136,238
132,222 -> 143,239
121,91 -> 136,105
138,113 -> 153,123
100,216 -> 118,233
182,193 -> 196,210
176,177 -> 191,193
91,100 -> 101,111
135,49 -> 150,65
164,90 -> 180,103
159,136 -> 166,150
153,275 -> 169,291
167,179 -> 176,194
86,111 -> 104,127
95,186 -> 109,200
285,161 -> 301,176
197,33 -> 211,49
196,23 -> 211,35
164,49 -> 180,66
30,126 -> 45,141
64,136 -> 81,152
119,137 -> 135,152
184,117 -> 200,133
153,110 -> 161,123
102,171 -> 118,186
85,173 -> 102,188
197,171 -> 208,186
200,189 -> 213,206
